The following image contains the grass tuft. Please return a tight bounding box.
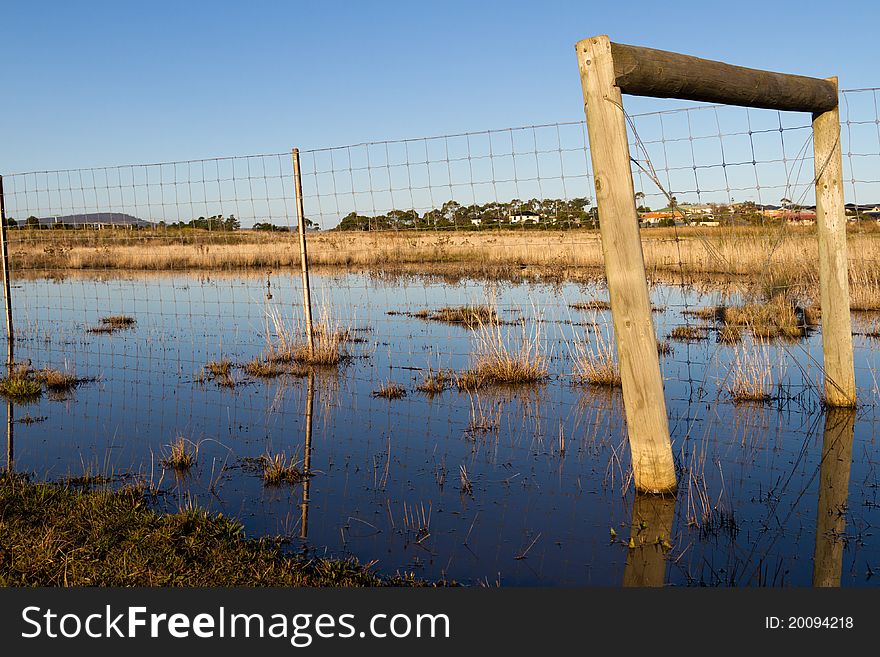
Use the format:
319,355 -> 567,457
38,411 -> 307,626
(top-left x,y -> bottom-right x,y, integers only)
0,365 -> 43,403
161,437 -> 197,472
372,382 -> 407,399
416,368 -> 452,395
418,305 -> 497,328
571,328 -> 621,387
261,452 -> 304,486
669,325 -> 708,342
242,357 -> 284,378
457,319 -> 547,389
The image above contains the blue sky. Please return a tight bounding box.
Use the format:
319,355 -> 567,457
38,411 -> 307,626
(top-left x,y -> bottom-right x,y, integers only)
2,0 -> 878,173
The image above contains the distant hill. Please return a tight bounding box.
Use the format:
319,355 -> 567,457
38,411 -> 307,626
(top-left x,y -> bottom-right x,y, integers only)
21,212 -> 152,228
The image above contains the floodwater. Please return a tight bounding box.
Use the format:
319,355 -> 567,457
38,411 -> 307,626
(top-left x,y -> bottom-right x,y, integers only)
5,270 -> 880,586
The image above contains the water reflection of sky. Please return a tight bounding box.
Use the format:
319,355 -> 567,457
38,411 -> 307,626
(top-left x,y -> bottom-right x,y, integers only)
5,271 -> 880,586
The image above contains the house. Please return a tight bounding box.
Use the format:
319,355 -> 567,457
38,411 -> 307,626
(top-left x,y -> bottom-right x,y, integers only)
638,209 -> 683,226
784,209 -> 817,225
470,218 -> 482,227
508,211 -> 541,225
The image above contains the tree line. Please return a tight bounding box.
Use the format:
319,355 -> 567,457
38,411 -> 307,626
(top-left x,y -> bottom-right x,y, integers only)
333,198 -> 594,231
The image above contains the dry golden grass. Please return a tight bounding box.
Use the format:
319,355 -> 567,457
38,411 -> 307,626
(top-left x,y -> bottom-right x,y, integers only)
205,358 -> 232,378
570,300 -> 612,312
571,328 -> 621,387
717,325 -> 742,345
242,357 -> 285,378
416,368 -> 452,395
421,305 -> 498,328
161,437 -> 197,471
11,225 -> 880,309
372,382 -> 407,399
727,341 -> 773,403
670,325 -> 708,341
33,367 -> 81,392
266,304 -> 349,367
261,452 -> 303,486
720,297 -> 810,340
458,318 -> 548,389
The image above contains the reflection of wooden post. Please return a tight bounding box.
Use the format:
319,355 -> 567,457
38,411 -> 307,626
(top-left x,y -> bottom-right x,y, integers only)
623,493 -> 676,586
291,148 -> 315,355
577,36 -> 676,493
0,176 -> 14,367
5,399 -> 13,473
813,409 -> 855,587
813,82 -> 856,407
300,371 -> 315,540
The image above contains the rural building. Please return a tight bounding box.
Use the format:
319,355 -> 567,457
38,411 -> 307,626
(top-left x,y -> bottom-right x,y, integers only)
508,211 -> 541,224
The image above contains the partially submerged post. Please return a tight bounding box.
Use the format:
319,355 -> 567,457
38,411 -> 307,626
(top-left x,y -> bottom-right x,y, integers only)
577,37 -> 676,493
575,35 -> 857,489
0,176 -> 13,368
291,148 -> 315,355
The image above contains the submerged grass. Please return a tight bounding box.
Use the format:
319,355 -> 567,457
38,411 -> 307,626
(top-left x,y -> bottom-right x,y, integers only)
457,318 -> 548,389
416,368 -> 453,395
160,437 -> 197,472
0,473 -> 436,586
267,304 -> 349,367
88,315 -> 137,334
261,452 -> 304,486
372,382 -> 407,399
571,328 -> 621,387
727,341 -> 773,403
422,305 -> 498,328
0,365 -> 43,403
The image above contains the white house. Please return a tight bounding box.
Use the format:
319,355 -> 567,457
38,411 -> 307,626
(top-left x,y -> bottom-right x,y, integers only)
509,211 -> 540,224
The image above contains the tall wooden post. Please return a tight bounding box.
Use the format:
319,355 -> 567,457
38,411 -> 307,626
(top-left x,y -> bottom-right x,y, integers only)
813,408 -> 855,587
813,80 -> 856,407
0,176 -> 14,369
577,35 -> 676,493
291,148 -> 315,355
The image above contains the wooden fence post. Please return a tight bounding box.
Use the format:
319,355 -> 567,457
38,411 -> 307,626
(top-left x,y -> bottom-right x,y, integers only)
577,35 -> 676,493
291,148 -> 315,355
813,80 -> 856,407
0,175 -> 14,369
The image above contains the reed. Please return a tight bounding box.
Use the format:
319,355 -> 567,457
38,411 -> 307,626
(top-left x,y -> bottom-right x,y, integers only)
459,318 -> 548,388
571,326 -> 621,387
726,340 -> 773,403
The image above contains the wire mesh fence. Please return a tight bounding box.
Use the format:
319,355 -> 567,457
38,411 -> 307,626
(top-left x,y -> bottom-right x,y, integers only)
1,88 -> 879,585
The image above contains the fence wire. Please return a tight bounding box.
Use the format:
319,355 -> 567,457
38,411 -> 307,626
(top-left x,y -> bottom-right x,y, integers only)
0,88 -> 879,586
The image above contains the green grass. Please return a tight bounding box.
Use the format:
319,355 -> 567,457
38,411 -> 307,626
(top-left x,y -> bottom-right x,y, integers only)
0,366 -> 44,403
0,473 -> 440,587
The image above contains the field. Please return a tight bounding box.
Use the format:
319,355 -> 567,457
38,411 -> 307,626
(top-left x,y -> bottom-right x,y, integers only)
3,250 -> 880,585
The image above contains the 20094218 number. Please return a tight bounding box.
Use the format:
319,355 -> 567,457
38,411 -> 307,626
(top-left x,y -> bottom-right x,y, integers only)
787,617 -> 853,629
